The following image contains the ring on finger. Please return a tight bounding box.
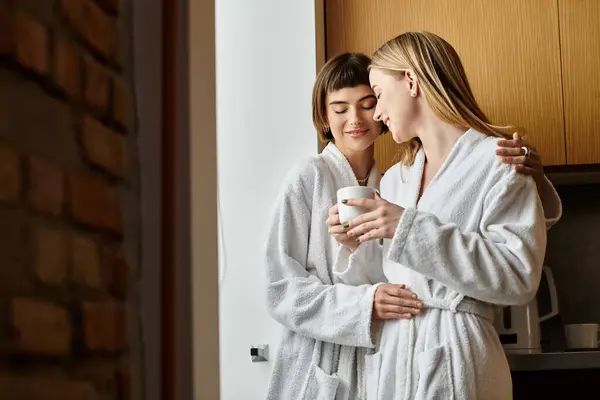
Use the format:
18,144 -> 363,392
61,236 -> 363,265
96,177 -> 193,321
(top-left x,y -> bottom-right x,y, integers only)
521,146 -> 531,157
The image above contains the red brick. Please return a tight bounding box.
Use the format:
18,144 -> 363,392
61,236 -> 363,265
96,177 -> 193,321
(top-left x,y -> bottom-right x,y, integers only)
84,57 -> 110,112
0,374 -> 97,400
113,79 -> 131,128
101,245 -> 131,298
82,116 -> 128,178
69,174 -> 122,234
27,156 -> 65,216
0,145 -> 21,203
59,0 -> 83,30
34,227 -> 68,285
60,0 -> 117,60
71,361 -> 119,398
10,298 -> 71,355
71,232 -> 102,288
54,38 -> 80,98
95,0 -> 119,14
82,0 -> 116,58
82,299 -> 126,351
0,4 -> 11,55
69,363 -> 133,400
14,12 -> 48,73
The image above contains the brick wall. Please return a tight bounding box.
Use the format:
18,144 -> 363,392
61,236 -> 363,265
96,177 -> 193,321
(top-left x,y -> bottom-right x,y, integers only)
0,0 -> 140,398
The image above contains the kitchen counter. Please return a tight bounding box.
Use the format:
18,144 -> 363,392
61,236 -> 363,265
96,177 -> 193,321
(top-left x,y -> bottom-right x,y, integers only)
508,351 -> 600,371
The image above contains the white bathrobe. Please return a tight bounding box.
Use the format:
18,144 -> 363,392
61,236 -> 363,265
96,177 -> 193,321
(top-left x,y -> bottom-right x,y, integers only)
334,129 -> 554,399
264,143 -> 385,400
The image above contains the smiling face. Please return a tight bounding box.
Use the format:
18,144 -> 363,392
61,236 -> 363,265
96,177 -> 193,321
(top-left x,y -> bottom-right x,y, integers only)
369,68 -> 419,144
324,84 -> 382,155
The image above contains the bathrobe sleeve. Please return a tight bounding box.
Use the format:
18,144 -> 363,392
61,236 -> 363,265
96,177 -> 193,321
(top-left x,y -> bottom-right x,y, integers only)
540,176 -> 562,230
387,173 -> 547,306
332,241 -> 386,286
265,166 -> 379,348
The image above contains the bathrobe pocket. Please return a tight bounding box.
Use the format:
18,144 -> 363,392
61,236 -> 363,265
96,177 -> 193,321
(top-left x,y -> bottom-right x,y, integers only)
364,351 -> 382,400
303,363 -> 340,400
414,345 -> 454,400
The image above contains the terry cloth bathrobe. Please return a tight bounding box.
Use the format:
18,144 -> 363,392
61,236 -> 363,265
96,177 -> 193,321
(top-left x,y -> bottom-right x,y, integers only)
264,142 -> 386,400
334,129 -> 555,400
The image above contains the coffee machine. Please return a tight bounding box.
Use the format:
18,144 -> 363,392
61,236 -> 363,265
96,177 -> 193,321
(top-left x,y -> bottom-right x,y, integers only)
493,266 -> 559,354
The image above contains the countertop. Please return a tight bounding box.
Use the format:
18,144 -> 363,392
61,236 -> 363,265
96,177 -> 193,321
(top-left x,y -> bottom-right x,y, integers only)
507,351 -> 600,371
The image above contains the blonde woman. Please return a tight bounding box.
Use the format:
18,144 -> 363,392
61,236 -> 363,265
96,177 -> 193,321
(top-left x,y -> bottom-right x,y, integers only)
329,31 -> 560,399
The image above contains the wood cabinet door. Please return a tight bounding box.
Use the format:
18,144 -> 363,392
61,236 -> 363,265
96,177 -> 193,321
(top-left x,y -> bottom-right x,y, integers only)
559,0 -> 600,165
325,0 -> 566,172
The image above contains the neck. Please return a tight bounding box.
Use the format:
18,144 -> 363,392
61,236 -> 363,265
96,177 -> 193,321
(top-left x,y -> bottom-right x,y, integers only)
417,118 -> 467,164
339,144 -> 375,182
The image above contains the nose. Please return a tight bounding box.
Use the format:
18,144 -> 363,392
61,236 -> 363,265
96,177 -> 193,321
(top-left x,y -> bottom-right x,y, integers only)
373,103 -> 382,122
348,107 -> 363,127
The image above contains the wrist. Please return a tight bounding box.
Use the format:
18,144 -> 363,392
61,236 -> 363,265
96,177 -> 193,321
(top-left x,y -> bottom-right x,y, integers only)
344,243 -> 358,252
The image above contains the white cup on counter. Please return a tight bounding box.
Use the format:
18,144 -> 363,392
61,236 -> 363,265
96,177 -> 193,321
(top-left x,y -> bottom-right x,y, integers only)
564,323 -> 600,350
336,186 -> 376,225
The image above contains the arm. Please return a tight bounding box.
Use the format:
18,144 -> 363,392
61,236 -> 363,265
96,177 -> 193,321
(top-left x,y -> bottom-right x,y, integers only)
332,240 -> 386,286
495,133 -> 562,229
325,202 -> 386,285
265,172 -> 377,348
387,174 -> 547,306
327,204 -> 423,320
539,176 -> 562,230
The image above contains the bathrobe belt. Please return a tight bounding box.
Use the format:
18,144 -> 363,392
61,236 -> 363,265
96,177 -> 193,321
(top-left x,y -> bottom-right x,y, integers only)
423,296 -> 495,321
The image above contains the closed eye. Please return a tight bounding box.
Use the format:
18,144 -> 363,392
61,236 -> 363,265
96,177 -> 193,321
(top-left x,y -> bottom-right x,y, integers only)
362,104 -> 375,110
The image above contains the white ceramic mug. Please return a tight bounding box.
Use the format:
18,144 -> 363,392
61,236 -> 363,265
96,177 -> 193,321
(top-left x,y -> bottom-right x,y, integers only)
336,186 -> 376,225
564,323 -> 600,350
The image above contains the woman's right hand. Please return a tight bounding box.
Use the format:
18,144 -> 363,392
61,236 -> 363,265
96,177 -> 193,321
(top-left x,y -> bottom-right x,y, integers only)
327,204 -> 359,252
373,283 -> 423,319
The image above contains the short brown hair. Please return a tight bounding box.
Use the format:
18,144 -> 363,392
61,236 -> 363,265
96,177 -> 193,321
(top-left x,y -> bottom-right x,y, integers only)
312,53 -> 388,141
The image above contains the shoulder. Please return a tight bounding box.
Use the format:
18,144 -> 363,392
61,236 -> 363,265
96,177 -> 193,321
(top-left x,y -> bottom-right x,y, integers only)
278,153 -> 329,196
380,162 -> 403,191
469,132 -> 535,198
379,161 -> 416,202
470,132 -> 522,182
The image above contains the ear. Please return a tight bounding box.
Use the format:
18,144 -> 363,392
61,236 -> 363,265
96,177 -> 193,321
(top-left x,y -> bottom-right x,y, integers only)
404,70 -> 419,97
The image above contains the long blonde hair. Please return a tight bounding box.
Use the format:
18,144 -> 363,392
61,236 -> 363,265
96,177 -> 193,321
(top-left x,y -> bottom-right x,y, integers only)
370,31 -> 518,165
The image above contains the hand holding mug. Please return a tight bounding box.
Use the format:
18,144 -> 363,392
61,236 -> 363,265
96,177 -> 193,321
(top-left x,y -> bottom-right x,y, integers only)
327,203 -> 358,252
342,193 -> 405,243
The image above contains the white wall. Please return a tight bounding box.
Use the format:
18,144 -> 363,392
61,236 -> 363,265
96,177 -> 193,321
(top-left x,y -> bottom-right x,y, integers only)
216,1 -> 318,398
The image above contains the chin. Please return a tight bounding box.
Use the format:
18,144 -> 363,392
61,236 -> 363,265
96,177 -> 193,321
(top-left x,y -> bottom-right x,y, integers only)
391,130 -> 413,144
346,138 -> 376,153
391,131 -> 404,144
348,142 -> 373,153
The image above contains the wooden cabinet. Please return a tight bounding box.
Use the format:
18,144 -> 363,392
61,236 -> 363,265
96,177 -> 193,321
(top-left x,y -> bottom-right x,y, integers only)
559,0 -> 600,165
325,0 -> 599,172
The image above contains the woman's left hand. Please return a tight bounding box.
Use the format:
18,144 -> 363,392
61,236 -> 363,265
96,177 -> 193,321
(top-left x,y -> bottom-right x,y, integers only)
496,132 -> 544,191
343,193 -> 405,243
